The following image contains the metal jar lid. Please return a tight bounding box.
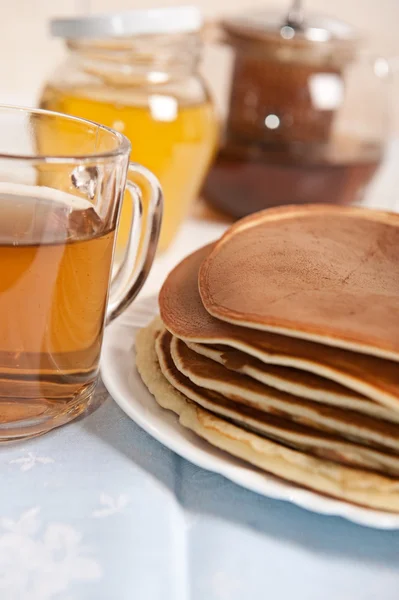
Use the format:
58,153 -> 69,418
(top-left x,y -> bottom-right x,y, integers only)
50,5 -> 203,39
220,4 -> 359,58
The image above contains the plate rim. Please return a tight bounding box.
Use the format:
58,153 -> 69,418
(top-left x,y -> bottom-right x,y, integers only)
101,298 -> 399,530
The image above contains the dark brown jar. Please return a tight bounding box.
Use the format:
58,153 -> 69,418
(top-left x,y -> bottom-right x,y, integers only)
204,8 -> 390,218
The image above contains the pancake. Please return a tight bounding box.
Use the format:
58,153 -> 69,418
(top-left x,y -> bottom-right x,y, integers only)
171,336 -> 399,453
164,331 -> 399,476
199,204 -> 399,361
185,342 -> 399,425
135,318 -> 399,512
159,244 -> 399,412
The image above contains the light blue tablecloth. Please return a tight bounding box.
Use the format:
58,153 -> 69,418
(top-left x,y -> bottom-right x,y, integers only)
2,140 -> 399,599
1,388 -> 399,600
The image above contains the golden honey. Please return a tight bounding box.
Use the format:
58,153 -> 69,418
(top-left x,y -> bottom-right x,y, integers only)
41,84 -> 218,252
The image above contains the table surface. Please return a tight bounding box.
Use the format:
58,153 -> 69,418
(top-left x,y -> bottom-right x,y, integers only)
2,143 -> 399,600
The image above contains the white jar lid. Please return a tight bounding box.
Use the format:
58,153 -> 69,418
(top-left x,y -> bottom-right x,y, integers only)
51,5 -> 203,39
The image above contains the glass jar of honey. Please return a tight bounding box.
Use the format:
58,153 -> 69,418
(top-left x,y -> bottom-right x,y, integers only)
40,7 -> 218,253
204,7 -> 391,218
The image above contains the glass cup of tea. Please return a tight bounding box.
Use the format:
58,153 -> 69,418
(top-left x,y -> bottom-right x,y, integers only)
0,105 -> 163,441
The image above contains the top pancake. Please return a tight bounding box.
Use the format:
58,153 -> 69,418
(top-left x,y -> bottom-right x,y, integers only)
198,205 -> 399,361
159,243 -> 399,411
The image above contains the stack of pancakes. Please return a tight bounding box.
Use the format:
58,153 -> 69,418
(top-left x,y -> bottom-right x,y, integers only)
136,205 -> 399,512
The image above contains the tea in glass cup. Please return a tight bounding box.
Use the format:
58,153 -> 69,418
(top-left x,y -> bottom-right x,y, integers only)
0,106 -> 162,440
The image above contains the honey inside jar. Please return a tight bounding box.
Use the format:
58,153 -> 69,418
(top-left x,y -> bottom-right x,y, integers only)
204,9 -> 387,218
41,85 -> 217,253
40,10 -> 218,253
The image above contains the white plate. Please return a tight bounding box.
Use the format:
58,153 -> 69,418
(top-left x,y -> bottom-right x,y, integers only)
101,296 -> 399,530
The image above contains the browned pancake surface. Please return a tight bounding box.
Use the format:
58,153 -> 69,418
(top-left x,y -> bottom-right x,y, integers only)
199,205 -> 399,360
171,336 -> 399,452
186,341 -> 399,424
159,243 -> 399,411
157,329 -> 399,476
135,319 -> 399,511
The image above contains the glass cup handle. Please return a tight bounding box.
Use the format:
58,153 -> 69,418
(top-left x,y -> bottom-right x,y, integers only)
106,162 -> 163,324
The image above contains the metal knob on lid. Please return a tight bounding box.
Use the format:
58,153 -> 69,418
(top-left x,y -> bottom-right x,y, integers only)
285,0 -> 305,30
218,2 -> 360,150
220,2 -> 358,56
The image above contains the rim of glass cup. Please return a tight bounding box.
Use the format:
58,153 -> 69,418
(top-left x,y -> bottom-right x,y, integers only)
0,104 -> 131,163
